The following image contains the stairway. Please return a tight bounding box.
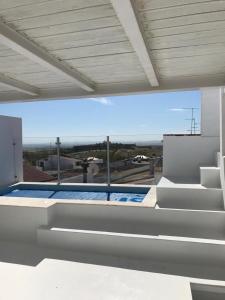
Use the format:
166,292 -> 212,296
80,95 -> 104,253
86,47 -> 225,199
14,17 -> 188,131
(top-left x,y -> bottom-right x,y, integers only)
156,177 -> 223,210
200,153 -> 221,188
200,167 -> 220,188
35,175 -> 225,279
156,152 -> 223,211
37,224 -> 225,268
35,150 -> 225,279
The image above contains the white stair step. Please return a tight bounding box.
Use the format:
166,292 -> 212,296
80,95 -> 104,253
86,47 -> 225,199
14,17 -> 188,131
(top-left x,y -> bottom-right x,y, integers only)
157,177 -> 223,211
216,152 -> 221,167
200,167 -> 221,188
37,226 -> 225,267
51,206 -> 225,241
156,186 -> 223,210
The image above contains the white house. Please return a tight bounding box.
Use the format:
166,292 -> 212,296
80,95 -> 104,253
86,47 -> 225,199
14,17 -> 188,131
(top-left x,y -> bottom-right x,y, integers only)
37,155 -> 81,171
0,1 -> 224,299
87,157 -> 103,164
132,155 -> 150,163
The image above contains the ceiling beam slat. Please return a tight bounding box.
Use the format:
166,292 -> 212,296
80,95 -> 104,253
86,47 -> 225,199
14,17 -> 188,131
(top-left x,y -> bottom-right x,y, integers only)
111,0 -> 159,87
0,21 -> 95,92
0,73 -> 39,95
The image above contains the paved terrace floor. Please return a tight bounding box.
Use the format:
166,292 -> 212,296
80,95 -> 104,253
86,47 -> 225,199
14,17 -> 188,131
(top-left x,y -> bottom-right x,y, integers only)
0,239 -> 225,299
0,240 -> 193,300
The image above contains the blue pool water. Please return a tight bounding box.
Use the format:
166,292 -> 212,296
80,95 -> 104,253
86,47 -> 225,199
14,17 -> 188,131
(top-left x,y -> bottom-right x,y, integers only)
3,189 -> 146,203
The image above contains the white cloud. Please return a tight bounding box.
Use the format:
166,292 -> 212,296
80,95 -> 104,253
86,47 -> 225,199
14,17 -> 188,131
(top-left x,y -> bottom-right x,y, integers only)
169,108 -> 185,111
88,97 -> 113,106
140,124 -> 147,128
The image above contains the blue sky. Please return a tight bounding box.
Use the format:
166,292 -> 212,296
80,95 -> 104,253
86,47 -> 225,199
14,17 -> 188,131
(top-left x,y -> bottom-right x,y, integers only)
0,90 -> 200,138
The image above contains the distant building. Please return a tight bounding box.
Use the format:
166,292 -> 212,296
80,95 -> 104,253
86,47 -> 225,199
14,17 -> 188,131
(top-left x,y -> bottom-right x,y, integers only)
132,155 -> 150,163
23,162 -> 54,182
87,157 -> 103,164
37,155 -> 81,171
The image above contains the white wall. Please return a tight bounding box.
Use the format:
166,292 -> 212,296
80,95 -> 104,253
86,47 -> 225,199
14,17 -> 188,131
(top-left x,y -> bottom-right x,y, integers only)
219,89 -> 225,207
0,115 -> 23,187
0,205 -> 50,242
201,87 -> 220,137
1,198 -> 225,242
38,155 -> 81,171
163,135 -> 219,180
52,202 -> 225,240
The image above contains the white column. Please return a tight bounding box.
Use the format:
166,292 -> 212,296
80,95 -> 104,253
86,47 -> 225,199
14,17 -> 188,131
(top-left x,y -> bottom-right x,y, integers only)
219,87 -> 225,208
201,87 -> 220,137
0,116 -> 22,187
220,88 -> 225,155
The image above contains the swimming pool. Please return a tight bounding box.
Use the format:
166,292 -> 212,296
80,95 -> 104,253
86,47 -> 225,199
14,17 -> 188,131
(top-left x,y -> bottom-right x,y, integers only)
3,189 -> 145,202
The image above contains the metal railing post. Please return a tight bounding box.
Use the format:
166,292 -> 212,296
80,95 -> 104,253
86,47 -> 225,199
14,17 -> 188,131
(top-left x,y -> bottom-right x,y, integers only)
12,139 -> 17,181
56,137 -> 61,184
106,136 -> 111,186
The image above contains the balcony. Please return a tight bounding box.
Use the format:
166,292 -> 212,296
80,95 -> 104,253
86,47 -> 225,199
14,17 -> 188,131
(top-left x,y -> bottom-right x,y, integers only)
0,0 -> 224,298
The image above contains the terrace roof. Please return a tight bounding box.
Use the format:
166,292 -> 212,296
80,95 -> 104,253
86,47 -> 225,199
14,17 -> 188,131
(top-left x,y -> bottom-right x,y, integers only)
23,162 -> 55,182
0,0 -> 224,103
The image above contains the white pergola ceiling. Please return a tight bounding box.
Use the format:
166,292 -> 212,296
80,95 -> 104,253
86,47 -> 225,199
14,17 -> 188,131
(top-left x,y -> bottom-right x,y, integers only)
0,0 -> 224,102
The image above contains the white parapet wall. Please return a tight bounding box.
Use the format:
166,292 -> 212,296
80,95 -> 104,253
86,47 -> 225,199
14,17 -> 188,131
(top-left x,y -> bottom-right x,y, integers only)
162,87 -> 222,182
201,87 -> 220,137
163,135 -> 219,181
0,115 -> 23,187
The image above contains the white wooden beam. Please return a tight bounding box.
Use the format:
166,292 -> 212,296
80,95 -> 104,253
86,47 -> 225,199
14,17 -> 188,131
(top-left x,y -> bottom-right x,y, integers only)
0,75 -> 224,103
0,73 -> 39,95
111,0 -> 159,87
0,21 -> 94,92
